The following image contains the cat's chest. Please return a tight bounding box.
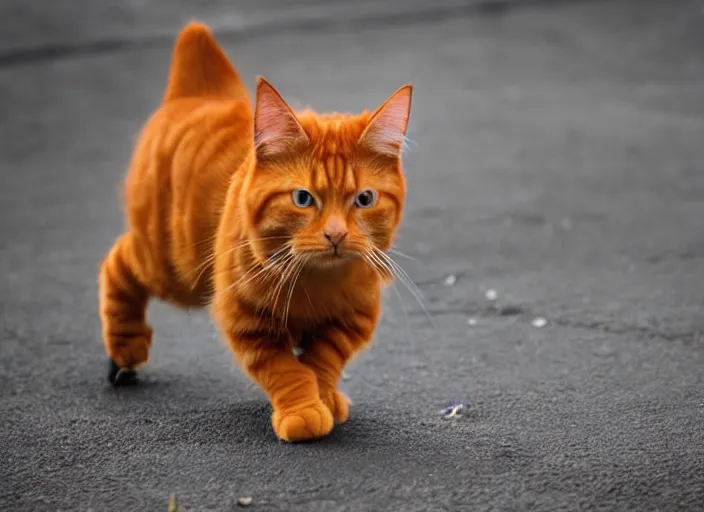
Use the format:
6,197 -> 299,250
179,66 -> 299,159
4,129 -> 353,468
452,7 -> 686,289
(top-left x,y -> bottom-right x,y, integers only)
287,269 -> 378,324
291,277 -> 359,319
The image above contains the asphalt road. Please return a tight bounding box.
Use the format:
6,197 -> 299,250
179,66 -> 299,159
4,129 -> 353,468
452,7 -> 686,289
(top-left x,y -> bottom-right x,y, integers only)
1,0 -> 704,510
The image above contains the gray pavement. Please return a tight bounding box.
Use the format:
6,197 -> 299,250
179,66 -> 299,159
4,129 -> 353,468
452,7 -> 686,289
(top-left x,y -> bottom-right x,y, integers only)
1,0 -> 704,510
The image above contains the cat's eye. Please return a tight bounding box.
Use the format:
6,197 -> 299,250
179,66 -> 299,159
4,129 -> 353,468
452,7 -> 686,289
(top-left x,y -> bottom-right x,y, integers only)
354,189 -> 378,209
292,188 -> 314,208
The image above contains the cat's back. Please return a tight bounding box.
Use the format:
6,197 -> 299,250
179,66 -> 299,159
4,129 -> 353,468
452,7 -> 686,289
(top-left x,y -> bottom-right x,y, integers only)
126,95 -> 251,203
119,22 -> 253,306
124,95 -> 252,234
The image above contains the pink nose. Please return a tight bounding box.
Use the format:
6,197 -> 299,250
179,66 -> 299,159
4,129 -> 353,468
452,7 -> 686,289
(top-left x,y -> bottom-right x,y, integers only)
324,229 -> 347,247
324,217 -> 348,248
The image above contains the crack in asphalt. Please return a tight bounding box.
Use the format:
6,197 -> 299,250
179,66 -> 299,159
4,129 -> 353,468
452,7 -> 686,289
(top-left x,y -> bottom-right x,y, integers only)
0,0 -> 606,68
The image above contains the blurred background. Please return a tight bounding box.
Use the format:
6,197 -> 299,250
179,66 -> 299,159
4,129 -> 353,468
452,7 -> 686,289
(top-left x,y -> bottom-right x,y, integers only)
1,0 -> 703,510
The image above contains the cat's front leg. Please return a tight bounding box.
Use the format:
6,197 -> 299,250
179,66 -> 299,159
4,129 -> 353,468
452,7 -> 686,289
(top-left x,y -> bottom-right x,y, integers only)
227,332 -> 334,442
298,321 -> 374,424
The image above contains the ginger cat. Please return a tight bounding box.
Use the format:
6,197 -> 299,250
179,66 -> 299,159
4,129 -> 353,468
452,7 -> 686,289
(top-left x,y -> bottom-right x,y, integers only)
99,22 -> 412,442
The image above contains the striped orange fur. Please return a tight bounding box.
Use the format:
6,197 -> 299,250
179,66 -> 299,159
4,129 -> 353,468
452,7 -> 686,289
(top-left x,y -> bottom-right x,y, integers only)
99,22 -> 412,441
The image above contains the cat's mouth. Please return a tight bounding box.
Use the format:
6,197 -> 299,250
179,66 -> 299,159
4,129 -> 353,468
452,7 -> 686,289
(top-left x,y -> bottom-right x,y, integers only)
305,249 -> 358,268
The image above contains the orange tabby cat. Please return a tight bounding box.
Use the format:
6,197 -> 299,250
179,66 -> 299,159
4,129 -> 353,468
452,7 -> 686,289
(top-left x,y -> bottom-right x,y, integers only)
99,22 -> 412,442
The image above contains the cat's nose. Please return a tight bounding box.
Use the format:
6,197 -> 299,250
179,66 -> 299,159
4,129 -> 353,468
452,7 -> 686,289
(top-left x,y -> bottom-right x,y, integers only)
323,216 -> 348,249
324,229 -> 348,247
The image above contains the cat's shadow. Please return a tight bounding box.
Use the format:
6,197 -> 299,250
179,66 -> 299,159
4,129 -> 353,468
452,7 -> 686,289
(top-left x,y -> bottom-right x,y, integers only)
102,373 -> 373,446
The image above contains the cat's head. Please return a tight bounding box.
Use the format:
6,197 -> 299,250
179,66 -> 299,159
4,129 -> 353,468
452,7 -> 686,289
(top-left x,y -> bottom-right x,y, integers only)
243,78 -> 412,270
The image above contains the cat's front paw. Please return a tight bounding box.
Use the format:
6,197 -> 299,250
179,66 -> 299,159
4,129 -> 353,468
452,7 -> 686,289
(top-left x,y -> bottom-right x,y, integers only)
272,400 -> 334,442
321,389 -> 350,424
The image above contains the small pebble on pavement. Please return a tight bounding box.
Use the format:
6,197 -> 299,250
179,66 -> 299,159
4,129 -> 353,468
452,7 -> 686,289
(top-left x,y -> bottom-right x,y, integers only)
531,317 -> 548,328
238,497 -> 253,507
441,403 -> 464,419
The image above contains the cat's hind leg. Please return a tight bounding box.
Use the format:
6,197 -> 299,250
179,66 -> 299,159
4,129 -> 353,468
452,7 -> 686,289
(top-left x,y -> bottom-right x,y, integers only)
99,233 -> 153,385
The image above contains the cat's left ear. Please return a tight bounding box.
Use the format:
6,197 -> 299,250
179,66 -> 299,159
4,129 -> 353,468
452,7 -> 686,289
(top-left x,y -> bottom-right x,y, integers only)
358,84 -> 413,158
254,77 -> 309,159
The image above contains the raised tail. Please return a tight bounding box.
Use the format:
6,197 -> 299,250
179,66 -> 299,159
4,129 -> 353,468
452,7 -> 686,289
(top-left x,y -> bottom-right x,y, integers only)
163,22 -> 250,103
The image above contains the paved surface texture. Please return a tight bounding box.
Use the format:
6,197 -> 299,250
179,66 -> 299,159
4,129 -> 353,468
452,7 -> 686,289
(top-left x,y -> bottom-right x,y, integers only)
1,0 -> 704,510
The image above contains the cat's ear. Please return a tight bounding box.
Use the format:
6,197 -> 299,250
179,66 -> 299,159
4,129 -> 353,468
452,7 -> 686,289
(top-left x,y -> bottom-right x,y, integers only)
358,85 -> 413,158
254,77 -> 309,158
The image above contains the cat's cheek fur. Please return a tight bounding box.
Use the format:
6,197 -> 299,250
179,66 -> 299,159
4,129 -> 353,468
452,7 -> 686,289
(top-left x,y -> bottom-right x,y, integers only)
358,207 -> 397,251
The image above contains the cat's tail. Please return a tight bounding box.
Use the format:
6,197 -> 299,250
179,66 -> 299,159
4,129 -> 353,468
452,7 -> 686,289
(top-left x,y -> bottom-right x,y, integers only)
163,21 -> 250,103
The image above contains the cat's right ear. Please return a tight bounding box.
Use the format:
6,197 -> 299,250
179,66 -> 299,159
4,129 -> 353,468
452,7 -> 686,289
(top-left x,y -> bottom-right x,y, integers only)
358,84 -> 413,158
254,77 -> 309,159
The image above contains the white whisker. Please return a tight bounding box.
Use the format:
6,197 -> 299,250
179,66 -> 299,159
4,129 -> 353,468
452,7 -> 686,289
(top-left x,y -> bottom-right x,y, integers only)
269,251 -> 301,319
236,245 -> 291,288
283,255 -> 308,328
219,245 -> 293,300
366,249 -> 393,281
374,248 -> 435,328
388,248 -> 421,263
189,235 -> 291,290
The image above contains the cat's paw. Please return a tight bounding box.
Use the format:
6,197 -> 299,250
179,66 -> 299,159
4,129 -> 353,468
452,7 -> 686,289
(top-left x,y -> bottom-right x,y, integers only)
107,359 -> 139,386
272,400 -> 334,442
105,330 -> 151,386
105,329 -> 151,372
321,389 -> 350,424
